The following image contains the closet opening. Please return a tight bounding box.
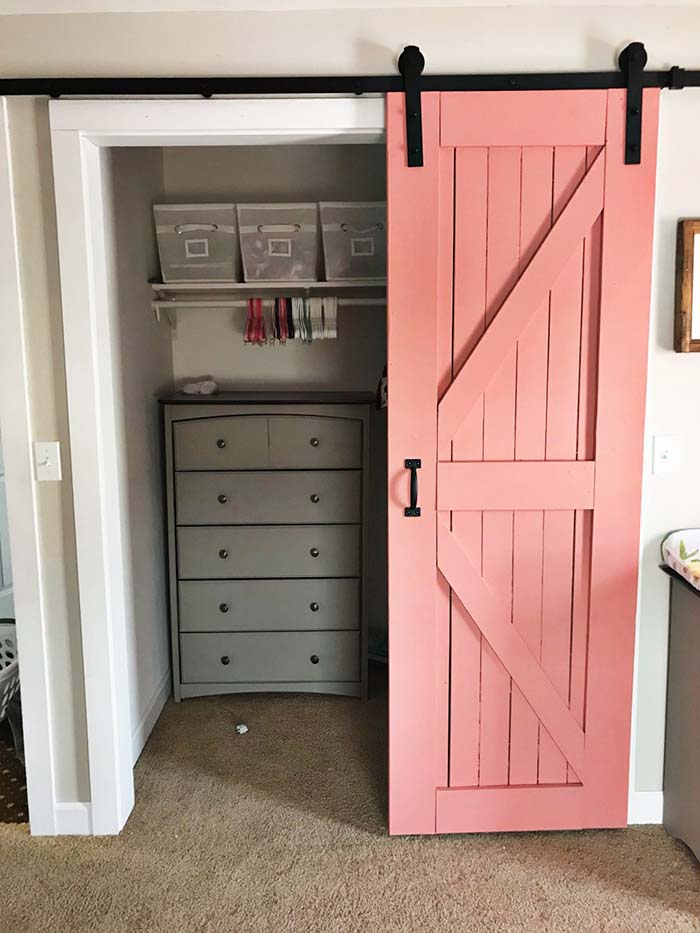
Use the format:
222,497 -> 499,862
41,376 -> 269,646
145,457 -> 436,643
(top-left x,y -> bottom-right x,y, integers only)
97,135 -> 389,831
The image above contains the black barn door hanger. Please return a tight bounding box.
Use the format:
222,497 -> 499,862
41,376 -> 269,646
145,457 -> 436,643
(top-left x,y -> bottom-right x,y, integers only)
398,46 -> 425,168
619,41 -> 646,165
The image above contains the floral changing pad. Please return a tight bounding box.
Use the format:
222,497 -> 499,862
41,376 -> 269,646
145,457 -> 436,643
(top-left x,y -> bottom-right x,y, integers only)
662,529 -> 700,590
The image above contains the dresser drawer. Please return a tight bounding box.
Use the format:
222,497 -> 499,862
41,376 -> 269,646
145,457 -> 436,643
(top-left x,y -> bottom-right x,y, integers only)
268,416 -> 362,469
179,579 -> 360,632
173,416 -> 269,470
180,631 -> 360,683
175,470 -> 361,525
177,525 -> 361,579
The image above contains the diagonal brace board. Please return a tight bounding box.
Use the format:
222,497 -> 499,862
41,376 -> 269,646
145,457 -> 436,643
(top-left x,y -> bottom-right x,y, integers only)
438,150 -> 605,447
437,519 -> 586,778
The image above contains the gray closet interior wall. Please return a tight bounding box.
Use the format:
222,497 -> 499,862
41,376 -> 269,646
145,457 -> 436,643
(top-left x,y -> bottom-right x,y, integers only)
104,148 -> 174,750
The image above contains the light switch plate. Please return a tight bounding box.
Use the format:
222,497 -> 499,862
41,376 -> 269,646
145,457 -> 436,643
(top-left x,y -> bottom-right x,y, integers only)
33,441 -> 62,482
652,434 -> 679,475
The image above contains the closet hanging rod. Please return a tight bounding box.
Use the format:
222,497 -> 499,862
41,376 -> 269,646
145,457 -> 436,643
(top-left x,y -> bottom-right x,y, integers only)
150,280 -> 387,298
153,298 -> 385,310
152,297 -> 385,329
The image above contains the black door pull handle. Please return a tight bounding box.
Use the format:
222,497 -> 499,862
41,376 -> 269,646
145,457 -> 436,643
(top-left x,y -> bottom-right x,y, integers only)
404,458 -> 421,517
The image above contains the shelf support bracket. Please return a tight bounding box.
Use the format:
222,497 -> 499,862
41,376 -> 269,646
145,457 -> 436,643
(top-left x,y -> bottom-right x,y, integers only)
618,41 -> 647,165
398,45 -> 425,168
153,302 -> 177,335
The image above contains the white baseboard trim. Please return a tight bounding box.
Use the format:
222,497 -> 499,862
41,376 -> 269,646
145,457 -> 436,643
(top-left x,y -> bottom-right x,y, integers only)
628,790 -> 663,824
131,668 -> 171,766
54,801 -> 92,835
50,792 -> 659,835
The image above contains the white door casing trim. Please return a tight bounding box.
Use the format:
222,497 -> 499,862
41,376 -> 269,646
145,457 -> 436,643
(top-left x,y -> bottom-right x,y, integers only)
48,96 -> 385,834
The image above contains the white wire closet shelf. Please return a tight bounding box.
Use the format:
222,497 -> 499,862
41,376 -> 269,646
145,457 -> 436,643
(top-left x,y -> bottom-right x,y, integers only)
150,279 -> 387,331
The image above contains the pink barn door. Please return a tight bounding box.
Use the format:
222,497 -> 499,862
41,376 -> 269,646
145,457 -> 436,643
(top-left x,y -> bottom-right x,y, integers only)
387,89 -> 659,835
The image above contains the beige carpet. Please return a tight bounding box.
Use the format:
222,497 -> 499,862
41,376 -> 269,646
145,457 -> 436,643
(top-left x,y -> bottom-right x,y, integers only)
0,720 -> 28,824
2,669 -> 700,932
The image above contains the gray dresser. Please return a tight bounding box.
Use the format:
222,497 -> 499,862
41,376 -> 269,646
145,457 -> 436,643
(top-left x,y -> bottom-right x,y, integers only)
162,392 -> 371,700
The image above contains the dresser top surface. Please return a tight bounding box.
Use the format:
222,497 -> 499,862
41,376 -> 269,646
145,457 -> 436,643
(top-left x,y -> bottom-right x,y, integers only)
160,391 -> 375,406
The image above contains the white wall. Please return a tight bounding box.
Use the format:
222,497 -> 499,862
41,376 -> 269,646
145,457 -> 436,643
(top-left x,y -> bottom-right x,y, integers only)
2,3 -> 700,804
3,5 -> 700,77
5,98 -> 90,802
634,93 -> 700,791
102,148 -> 173,762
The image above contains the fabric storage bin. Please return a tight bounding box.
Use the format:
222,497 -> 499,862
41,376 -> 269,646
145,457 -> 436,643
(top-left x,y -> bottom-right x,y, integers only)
320,202 -> 387,280
237,203 -> 319,281
154,204 -> 239,282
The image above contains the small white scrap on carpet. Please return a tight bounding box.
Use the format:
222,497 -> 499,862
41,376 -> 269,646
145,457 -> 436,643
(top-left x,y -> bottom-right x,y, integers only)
235,723 -> 249,735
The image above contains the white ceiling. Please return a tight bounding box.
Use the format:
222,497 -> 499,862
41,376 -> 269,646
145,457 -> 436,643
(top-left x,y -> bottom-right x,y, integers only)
1,0 -> 698,13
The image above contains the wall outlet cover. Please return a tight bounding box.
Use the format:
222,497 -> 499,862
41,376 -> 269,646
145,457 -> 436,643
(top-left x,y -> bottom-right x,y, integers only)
33,441 -> 62,482
652,435 -> 680,475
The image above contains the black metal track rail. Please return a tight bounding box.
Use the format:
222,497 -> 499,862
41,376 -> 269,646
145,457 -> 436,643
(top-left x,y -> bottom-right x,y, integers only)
1,68 -> 698,97
1,42 -> 697,166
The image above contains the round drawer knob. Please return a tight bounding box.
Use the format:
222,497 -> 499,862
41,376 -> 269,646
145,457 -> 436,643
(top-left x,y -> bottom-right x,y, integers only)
310,494 -> 320,504
219,548 -> 229,559
218,494 -> 228,504
219,603 -> 230,614
216,438 -> 227,449
220,655 -> 231,666
310,654 -> 320,665
310,602 -> 320,612
310,548 -> 319,558
309,437 -> 320,447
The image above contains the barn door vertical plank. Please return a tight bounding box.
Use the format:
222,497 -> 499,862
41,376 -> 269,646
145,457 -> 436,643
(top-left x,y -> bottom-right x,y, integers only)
436,145 -> 456,790
568,145 -> 604,782
538,146 -> 587,784
584,89 -> 659,826
479,146 -> 521,787
449,146 -> 488,788
577,147 -> 603,462
510,146 -> 553,785
387,91 -> 445,834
